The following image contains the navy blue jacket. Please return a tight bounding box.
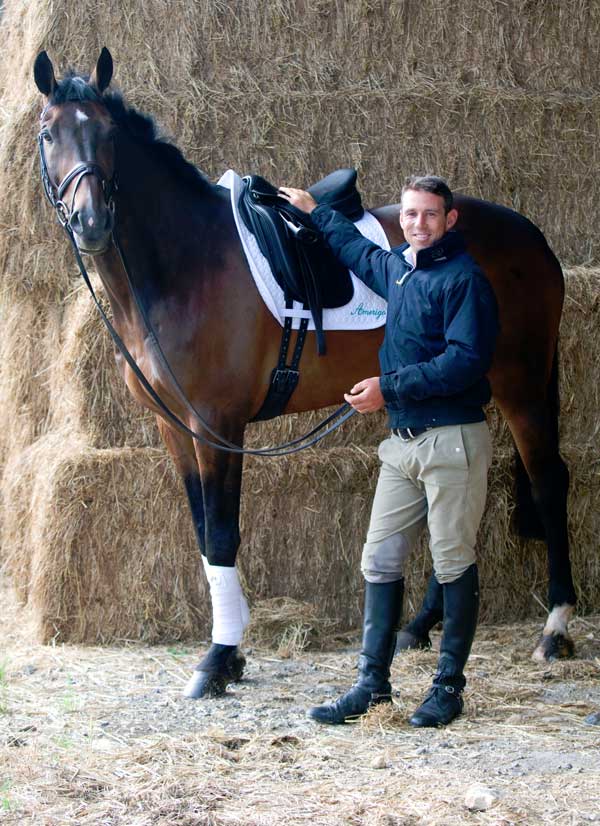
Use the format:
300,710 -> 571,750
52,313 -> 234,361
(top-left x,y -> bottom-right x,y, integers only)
311,205 -> 499,429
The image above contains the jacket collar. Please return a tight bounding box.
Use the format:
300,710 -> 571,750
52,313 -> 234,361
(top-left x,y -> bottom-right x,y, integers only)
399,231 -> 466,269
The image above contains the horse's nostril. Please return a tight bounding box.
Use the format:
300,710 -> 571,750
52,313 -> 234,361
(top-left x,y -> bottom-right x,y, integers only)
70,209 -> 82,233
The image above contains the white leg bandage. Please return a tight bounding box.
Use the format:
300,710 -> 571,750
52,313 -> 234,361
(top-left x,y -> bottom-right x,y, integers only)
202,557 -> 250,646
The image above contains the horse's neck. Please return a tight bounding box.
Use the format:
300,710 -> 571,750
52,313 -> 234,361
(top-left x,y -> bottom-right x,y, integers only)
94,136 -> 233,327
116,137 -> 227,259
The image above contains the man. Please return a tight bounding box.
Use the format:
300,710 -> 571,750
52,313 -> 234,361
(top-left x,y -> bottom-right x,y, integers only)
278,176 -> 499,727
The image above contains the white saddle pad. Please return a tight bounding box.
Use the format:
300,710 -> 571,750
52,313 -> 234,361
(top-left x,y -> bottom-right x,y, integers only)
218,169 -> 388,331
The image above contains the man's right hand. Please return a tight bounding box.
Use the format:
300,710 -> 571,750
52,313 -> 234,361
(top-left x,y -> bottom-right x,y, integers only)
278,187 -> 318,214
344,377 -> 385,414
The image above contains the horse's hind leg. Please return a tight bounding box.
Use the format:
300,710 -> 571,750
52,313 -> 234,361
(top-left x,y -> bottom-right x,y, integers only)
396,570 -> 443,651
496,399 -> 576,661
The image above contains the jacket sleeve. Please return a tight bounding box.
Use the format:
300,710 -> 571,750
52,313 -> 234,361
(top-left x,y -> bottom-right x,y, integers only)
311,204 -> 408,300
379,272 -> 499,403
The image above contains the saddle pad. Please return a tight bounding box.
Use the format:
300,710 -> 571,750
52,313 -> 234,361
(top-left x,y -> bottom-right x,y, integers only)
219,169 -> 388,331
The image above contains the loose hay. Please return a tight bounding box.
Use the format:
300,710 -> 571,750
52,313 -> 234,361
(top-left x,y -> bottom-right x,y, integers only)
1,576 -> 600,826
244,597 -> 344,656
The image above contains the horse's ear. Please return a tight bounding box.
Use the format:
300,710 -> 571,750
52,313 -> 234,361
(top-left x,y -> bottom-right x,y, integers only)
90,47 -> 113,94
34,51 -> 57,97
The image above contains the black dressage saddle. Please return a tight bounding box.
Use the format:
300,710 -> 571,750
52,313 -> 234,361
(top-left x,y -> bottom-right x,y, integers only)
239,167 -> 364,356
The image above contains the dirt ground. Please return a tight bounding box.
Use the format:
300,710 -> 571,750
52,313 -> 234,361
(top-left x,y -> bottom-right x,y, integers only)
1,573 -> 599,826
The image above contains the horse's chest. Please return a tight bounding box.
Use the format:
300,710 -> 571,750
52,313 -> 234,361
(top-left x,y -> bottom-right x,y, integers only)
115,345 -> 166,412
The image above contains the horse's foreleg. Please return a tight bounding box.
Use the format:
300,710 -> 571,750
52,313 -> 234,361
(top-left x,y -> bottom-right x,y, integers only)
156,418 -> 246,697
159,422 -> 206,552
183,421 -> 248,699
497,401 -> 576,661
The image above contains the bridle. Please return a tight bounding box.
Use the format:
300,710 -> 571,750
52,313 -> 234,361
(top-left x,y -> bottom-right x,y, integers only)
38,114 -> 357,457
38,124 -> 117,231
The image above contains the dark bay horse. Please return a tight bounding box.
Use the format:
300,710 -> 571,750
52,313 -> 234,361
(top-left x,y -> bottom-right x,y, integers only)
33,48 -> 575,697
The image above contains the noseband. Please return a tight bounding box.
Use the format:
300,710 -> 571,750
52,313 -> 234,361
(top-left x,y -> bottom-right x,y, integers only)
37,131 -> 116,229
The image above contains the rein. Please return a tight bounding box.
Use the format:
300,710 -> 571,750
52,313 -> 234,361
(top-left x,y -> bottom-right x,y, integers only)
38,135 -> 357,457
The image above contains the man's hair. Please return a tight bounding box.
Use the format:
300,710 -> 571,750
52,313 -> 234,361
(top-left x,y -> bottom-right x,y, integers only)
401,175 -> 453,214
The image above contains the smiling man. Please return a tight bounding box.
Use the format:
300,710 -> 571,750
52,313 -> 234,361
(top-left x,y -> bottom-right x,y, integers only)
279,176 -> 499,727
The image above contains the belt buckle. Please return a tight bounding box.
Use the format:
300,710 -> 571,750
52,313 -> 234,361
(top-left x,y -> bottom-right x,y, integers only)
396,426 -> 423,442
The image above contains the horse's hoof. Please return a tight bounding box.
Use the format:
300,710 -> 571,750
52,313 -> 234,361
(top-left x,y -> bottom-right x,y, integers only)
182,645 -> 247,699
183,669 -> 228,699
226,648 -> 246,682
532,632 -> 575,662
396,629 -> 431,652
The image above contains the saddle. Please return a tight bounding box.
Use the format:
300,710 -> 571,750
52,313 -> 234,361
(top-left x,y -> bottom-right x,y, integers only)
239,168 -> 363,356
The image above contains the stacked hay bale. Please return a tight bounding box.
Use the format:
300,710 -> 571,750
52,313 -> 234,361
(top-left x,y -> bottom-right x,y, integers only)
1,0 -> 599,643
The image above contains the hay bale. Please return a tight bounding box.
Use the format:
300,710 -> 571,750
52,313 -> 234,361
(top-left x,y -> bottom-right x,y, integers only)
180,82 -> 600,265
0,435 -> 73,602
1,0 -> 600,465
559,267 -> 600,450
0,296 -> 63,467
42,262 -> 600,457
2,0 -> 600,643
241,442 -> 600,630
3,437 -> 206,643
3,440 -> 599,643
49,282 -> 160,448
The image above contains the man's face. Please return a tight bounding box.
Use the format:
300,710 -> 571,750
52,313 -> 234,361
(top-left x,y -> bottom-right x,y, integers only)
399,189 -> 458,254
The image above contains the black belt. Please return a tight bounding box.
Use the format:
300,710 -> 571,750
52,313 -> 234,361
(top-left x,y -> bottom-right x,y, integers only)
392,426 -> 430,441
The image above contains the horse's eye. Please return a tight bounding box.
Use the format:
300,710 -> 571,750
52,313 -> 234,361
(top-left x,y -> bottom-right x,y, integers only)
42,130 -> 53,144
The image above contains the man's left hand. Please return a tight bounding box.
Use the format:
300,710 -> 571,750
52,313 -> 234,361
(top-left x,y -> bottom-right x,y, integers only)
344,377 -> 385,414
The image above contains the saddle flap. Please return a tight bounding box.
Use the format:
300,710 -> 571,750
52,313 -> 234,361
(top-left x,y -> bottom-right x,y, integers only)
238,174 -> 354,313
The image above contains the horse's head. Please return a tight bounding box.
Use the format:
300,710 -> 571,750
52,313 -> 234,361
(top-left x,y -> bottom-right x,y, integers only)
34,48 -> 116,255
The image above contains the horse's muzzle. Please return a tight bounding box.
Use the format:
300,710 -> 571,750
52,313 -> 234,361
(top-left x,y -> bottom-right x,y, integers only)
76,240 -> 112,256
70,204 -> 114,255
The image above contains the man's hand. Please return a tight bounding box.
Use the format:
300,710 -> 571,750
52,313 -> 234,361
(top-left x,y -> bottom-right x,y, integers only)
344,377 -> 385,414
278,187 -> 318,214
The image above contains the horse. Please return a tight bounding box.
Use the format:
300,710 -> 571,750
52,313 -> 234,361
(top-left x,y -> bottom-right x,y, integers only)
33,48 -> 575,698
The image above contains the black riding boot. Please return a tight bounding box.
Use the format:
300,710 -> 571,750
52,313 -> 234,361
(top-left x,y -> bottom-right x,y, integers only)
308,579 -> 404,724
410,564 -> 479,727
396,571 -> 443,651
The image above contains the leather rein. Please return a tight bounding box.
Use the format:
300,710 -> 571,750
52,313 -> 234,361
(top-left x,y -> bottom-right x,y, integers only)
38,133 -> 357,457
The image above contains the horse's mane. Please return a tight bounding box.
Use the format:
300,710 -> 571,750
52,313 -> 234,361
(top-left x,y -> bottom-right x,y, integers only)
48,72 -> 214,194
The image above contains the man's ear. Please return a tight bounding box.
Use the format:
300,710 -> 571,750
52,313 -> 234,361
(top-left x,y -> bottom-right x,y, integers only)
446,208 -> 458,230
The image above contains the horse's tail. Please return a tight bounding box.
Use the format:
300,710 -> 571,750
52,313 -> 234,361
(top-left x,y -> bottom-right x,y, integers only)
513,344 -> 561,539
